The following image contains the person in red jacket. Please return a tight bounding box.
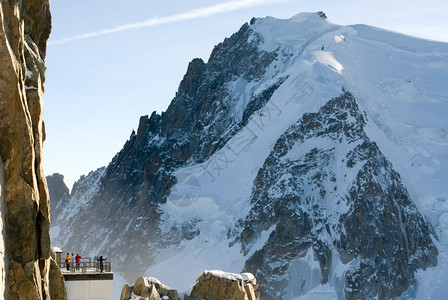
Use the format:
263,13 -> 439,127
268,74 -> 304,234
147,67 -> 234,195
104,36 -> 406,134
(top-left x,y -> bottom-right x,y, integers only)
75,254 -> 82,271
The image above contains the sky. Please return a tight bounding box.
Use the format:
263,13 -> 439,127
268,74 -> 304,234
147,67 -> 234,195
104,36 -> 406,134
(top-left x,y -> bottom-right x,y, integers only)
43,0 -> 448,190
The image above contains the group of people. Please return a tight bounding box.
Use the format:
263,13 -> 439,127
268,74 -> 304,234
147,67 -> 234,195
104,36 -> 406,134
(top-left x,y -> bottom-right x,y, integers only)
64,253 -> 108,272
64,253 -> 82,271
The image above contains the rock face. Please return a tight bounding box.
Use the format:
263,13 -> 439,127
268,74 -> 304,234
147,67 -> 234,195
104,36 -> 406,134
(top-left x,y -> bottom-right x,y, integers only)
189,271 -> 259,300
51,20 -> 280,276
0,1 -> 64,299
48,256 -> 66,300
230,92 -> 437,299
47,173 -> 70,220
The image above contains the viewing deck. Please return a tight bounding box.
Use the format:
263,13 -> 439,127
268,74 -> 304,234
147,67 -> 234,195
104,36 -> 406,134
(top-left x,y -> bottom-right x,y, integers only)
59,259 -> 113,281
54,249 -> 114,300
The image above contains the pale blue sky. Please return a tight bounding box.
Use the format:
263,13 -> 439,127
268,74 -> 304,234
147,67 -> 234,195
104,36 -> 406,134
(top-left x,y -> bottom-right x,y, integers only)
43,0 -> 448,189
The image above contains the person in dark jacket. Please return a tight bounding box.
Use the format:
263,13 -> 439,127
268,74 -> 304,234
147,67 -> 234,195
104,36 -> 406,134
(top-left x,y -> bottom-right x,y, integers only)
99,256 -> 107,273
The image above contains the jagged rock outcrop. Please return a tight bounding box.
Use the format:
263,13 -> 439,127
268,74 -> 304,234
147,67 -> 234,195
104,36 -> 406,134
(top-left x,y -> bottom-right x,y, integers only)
121,272 -> 259,300
48,257 -> 66,300
232,92 -> 437,299
48,167 -> 105,227
120,284 -> 132,300
121,276 -> 178,300
188,271 -> 259,300
47,173 -> 70,221
0,0 -> 64,299
51,19 -> 281,277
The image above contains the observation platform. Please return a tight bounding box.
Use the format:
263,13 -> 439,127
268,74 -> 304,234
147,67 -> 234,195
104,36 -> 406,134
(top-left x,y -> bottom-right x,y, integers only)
60,260 -> 113,281
54,249 -> 113,300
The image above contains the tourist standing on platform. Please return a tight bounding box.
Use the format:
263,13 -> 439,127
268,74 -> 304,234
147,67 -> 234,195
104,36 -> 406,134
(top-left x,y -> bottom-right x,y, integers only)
99,256 -> 107,273
75,254 -> 82,271
65,253 -> 70,271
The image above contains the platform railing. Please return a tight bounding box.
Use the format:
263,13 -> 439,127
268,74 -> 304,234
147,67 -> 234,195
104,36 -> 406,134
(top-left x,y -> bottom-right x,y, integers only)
60,258 -> 111,273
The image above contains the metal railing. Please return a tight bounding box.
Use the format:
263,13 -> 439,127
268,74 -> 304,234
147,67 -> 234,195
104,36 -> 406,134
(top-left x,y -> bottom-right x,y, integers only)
60,258 -> 111,273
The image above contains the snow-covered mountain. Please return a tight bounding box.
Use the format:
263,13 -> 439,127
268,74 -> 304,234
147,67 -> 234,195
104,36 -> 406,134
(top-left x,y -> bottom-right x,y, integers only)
49,12 -> 448,299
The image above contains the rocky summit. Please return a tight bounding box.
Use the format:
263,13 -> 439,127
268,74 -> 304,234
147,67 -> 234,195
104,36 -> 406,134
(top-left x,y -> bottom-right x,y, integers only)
0,0 -> 64,299
231,92 -> 437,299
49,12 -> 448,299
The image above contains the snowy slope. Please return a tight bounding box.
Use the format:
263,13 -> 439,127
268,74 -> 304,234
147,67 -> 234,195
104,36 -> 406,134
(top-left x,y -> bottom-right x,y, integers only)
145,12 -> 448,295
50,12 -> 448,299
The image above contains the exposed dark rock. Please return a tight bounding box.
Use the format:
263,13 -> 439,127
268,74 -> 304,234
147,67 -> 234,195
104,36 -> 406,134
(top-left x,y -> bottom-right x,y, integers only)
51,19 -> 283,279
241,76 -> 289,127
317,11 -> 328,19
47,173 -> 70,222
233,92 -> 437,299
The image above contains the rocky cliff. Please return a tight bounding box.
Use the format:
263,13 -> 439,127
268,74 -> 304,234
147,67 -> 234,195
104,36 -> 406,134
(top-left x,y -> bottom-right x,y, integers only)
47,173 -> 69,219
50,20 -> 280,276
230,92 -> 437,299
0,1 -> 64,299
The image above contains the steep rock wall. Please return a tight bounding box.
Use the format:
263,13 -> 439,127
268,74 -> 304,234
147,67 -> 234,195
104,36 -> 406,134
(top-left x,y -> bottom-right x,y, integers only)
0,0 -> 64,299
232,93 -> 437,299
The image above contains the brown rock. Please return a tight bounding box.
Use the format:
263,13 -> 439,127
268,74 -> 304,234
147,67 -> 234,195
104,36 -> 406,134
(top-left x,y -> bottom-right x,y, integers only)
167,288 -> 179,300
189,271 -> 259,300
133,276 -> 150,297
48,258 -> 66,300
153,281 -> 178,300
0,0 -> 57,298
120,283 -> 132,300
244,284 -> 257,300
8,260 -> 41,299
153,282 -> 167,296
128,277 -> 179,300
148,284 -> 162,300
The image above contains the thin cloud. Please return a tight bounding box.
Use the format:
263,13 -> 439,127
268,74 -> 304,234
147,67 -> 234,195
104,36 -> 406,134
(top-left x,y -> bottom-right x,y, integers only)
49,0 -> 290,45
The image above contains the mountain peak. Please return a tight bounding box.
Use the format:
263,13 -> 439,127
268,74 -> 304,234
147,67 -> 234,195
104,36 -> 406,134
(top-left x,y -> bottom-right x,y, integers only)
289,11 -> 328,22
50,11 -> 448,299
251,11 -> 335,51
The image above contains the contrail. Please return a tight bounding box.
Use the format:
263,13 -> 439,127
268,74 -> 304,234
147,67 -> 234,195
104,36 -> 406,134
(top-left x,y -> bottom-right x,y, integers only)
49,0 -> 290,45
